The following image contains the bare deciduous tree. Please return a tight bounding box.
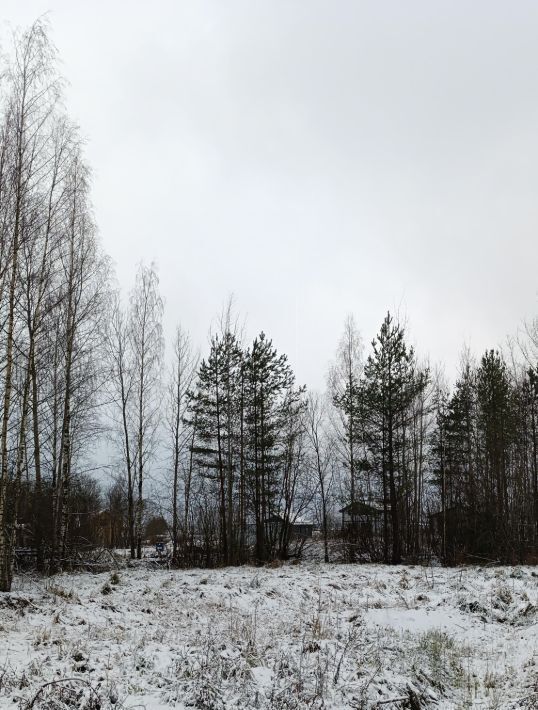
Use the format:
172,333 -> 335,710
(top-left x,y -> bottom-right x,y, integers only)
168,325 -> 198,563
328,315 -> 363,557
304,392 -> 335,563
129,263 -> 163,559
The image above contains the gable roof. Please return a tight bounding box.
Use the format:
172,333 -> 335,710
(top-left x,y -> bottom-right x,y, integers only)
339,501 -> 384,516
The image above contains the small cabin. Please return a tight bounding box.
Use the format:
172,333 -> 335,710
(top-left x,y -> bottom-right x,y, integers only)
267,513 -> 314,539
339,501 -> 384,535
290,517 -> 314,539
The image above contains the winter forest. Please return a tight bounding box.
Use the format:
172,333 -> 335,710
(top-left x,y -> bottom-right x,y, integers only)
1,22 -> 538,592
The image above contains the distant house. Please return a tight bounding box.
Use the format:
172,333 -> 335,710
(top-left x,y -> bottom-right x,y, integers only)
290,516 -> 314,539
339,500 -> 384,536
266,513 -> 314,539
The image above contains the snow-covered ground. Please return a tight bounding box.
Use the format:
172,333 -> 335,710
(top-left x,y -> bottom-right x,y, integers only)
1,562 -> 537,709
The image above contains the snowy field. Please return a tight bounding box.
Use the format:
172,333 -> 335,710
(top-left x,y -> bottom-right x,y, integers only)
0,563 -> 537,709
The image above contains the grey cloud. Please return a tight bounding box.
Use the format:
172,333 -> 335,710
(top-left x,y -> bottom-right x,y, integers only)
2,0 -> 537,387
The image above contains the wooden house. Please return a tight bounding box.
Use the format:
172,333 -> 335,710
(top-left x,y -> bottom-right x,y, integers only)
339,500 -> 385,536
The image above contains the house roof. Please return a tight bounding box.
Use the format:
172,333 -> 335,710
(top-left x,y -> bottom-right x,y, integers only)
292,518 -> 313,527
266,513 -> 314,526
339,501 -> 384,516
267,513 -> 314,526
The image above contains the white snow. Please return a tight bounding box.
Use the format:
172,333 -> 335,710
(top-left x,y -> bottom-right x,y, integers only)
0,562 -> 537,708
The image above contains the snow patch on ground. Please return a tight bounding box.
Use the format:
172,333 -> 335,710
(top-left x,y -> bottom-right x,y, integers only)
0,563 -> 537,708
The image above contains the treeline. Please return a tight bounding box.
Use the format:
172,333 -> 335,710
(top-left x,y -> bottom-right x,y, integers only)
105,292 -> 308,567
331,316 -> 538,565
0,23 -> 537,592
432,349 -> 538,563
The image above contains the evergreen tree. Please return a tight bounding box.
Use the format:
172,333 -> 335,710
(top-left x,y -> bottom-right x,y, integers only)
359,313 -> 427,563
243,332 -> 303,561
475,350 -> 513,552
189,331 -> 243,564
527,367 -> 538,543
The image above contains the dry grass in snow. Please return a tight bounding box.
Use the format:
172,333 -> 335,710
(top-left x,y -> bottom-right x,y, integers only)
0,562 -> 537,709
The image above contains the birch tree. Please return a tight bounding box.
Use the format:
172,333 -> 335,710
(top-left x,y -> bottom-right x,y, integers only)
129,264 -> 163,559
329,316 -> 363,559
168,325 -> 198,563
304,392 -> 335,563
0,21 -> 61,589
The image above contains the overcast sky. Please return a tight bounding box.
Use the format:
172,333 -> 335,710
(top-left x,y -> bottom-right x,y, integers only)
2,1 -> 537,388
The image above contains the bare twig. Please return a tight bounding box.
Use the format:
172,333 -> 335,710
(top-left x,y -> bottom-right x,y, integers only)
26,677 -> 101,708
